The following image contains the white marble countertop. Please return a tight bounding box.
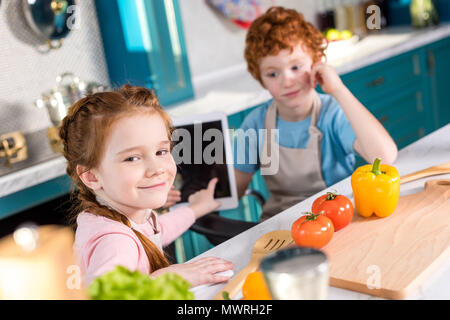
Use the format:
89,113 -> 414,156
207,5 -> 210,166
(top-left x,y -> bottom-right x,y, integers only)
190,124 -> 450,300
1,24 -> 450,199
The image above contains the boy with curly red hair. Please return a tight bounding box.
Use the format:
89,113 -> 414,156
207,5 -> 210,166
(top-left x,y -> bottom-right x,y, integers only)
234,7 -> 398,221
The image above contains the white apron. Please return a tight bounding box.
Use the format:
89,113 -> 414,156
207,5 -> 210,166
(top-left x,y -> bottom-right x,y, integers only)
259,92 -> 327,221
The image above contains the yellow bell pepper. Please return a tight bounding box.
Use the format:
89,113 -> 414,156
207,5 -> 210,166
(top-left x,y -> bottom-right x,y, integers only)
351,158 -> 400,218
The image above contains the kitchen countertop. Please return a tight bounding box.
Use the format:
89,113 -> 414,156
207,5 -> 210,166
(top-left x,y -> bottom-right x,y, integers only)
1,24 -> 450,198
190,124 -> 450,300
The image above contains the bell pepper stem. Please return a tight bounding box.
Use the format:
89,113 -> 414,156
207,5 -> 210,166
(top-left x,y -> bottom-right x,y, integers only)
371,158 -> 382,176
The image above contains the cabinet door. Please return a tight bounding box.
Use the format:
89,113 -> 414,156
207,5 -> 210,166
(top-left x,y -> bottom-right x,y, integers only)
0,175 -> 72,221
353,84 -> 428,167
340,48 -> 433,166
426,36 -> 450,129
370,86 -> 428,150
95,0 -> 194,106
341,50 -> 423,108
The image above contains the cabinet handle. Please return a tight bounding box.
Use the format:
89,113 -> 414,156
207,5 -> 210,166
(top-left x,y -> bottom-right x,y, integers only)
427,50 -> 435,75
378,115 -> 389,124
366,77 -> 385,88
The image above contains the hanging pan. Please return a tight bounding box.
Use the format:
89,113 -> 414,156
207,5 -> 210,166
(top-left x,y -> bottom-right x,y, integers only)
22,0 -> 76,51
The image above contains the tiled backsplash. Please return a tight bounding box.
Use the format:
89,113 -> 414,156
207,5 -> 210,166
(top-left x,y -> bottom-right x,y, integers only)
0,0 -> 109,135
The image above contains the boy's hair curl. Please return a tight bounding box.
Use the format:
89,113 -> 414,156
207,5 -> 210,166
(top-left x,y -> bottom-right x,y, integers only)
245,6 -> 327,84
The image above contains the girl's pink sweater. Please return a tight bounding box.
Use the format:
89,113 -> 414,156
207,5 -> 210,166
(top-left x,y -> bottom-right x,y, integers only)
73,206 -> 196,286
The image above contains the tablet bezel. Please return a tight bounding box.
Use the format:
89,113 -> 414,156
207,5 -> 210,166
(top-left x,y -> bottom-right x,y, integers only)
170,111 -> 238,211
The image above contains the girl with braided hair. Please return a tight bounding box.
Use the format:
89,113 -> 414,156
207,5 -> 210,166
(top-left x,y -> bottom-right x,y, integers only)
60,84 -> 233,287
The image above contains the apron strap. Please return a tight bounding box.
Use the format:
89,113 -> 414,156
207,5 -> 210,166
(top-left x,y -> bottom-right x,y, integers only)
263,92 -> 322,155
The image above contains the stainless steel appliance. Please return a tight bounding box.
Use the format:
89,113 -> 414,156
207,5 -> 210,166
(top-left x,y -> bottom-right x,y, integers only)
35,72 -> 107,128
34,72 -> 108,153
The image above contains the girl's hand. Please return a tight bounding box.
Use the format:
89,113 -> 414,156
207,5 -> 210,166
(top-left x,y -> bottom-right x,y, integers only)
310,62 -> 344,96
151,257 -> 234,287
188,178 -> 221,219
162,186 -> 182,208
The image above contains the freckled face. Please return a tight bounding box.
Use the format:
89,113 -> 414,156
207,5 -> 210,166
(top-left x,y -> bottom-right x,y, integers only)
259,44 -> 315,110
93,113 -> 176,212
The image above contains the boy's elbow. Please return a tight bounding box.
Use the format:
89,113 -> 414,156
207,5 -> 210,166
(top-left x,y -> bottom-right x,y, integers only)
366,143 -> 398,165
381,143 -> 398,165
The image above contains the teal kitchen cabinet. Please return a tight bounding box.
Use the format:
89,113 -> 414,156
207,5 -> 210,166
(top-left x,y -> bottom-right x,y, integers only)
0,175 -> 72,221
95,0 -> 194,106
371,86 -> 428,148
426,36 -> 450,129
340,38 -> 450,166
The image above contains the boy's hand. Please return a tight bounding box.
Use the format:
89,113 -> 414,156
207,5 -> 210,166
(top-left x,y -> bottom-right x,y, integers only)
188,178 -> 221,219
310,62 -> 345,96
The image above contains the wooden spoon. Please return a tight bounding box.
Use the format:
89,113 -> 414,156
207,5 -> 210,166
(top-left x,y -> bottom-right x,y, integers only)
400,161 -> 450,184
213,230 -> 294,300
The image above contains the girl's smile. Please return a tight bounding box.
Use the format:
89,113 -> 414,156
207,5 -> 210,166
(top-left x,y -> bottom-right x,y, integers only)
138,181 -> 167,190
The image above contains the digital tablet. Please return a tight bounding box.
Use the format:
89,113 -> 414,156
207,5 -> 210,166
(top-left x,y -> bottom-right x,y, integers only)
170,112 -> 238,211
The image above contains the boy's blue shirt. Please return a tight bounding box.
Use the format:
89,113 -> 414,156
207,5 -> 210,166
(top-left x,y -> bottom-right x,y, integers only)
233,93 -> 357,187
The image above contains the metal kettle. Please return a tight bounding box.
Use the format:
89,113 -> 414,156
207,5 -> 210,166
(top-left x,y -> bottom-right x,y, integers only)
35,72 -> 108,127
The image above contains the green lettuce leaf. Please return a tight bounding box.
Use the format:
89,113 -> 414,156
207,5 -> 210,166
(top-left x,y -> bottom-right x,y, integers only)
88,265 -> 194,300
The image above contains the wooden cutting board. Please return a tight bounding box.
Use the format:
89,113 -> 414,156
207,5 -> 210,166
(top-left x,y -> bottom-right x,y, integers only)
322,179 -> 450,299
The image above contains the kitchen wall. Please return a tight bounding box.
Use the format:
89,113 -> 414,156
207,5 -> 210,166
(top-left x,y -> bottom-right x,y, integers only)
0,0 -> 109,135
178,0 -> 319,91
0,0 -> 317,135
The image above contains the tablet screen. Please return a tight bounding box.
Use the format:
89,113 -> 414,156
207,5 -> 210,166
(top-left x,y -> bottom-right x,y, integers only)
171,120 -> 232,202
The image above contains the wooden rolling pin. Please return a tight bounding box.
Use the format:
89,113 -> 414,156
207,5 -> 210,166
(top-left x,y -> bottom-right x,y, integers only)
400,161 -> 450,184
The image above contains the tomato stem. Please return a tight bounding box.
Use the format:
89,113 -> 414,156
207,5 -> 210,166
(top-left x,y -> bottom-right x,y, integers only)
305,212 -> 321,221
326,190 -> 338,200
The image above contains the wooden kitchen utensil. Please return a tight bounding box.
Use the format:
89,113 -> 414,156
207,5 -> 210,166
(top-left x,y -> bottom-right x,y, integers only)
323,179 -> 450,299
214,230 -> 294,300
400,161 -> 450,184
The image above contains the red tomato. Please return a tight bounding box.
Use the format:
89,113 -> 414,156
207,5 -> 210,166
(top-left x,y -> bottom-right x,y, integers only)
291,213 -> 334,249
312,191 -> 354,231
